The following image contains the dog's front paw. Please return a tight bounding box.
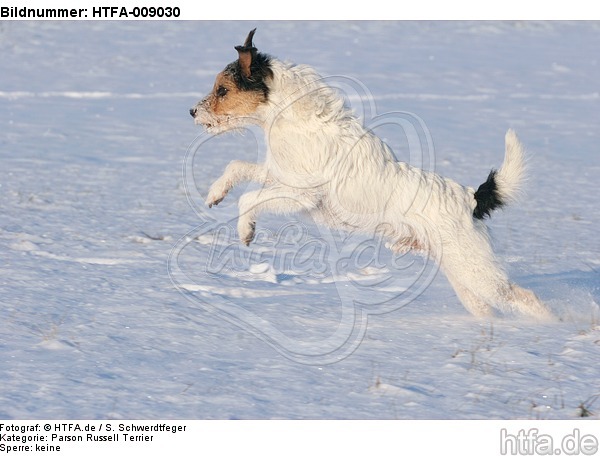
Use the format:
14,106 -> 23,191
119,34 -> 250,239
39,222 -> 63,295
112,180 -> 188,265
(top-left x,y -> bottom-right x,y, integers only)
237,217 -> 256,246
206,179 -> 230,208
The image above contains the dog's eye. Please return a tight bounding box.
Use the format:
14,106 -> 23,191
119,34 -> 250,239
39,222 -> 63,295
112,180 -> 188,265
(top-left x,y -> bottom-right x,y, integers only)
216,85 -> 228,98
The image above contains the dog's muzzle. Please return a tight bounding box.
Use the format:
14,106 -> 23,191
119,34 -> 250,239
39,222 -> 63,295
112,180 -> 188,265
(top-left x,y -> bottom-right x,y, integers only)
190,97 -> 209,120
189,98 -> 221,129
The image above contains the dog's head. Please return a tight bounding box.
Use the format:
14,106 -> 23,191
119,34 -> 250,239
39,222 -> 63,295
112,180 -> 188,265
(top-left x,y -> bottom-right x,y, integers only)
190,28 -> 273,133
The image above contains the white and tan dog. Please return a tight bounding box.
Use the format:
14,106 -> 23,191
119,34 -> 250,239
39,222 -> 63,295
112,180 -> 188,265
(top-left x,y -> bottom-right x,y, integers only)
190,29 -> 553,320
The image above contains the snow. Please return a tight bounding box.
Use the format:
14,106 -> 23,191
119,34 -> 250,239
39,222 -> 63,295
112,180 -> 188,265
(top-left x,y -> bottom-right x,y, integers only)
0,21 -> 599,420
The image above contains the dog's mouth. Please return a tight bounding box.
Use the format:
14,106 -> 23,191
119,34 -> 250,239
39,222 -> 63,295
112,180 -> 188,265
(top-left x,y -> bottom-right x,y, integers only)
194,114 -> 230,130
190,107 -> 253,133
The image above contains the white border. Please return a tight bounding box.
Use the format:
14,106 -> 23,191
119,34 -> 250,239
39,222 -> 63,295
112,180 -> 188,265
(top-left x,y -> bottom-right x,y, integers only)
2,0 -> 598,20
2,420 -> 600,456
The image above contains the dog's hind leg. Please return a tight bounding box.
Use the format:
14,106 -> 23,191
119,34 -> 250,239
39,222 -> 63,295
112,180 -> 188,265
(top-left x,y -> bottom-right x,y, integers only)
439,236 -> 554,320
435,223 -> 504,316
444,272 -> 495,318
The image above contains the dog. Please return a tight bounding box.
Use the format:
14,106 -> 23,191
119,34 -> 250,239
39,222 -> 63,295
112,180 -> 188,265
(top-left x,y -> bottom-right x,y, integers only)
189,29 -> 554,320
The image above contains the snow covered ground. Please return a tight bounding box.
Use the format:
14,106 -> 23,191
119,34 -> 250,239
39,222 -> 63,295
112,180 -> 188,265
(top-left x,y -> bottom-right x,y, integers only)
0,21 -> 599,419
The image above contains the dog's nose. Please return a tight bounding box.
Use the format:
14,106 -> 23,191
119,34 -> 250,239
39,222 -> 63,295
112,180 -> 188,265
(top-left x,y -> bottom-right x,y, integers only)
189,107 -> 197,118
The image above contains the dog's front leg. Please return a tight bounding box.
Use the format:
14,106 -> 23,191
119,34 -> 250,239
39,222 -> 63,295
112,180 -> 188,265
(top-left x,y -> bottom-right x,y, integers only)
206,160 -> 267,208
237,187 -> 317,246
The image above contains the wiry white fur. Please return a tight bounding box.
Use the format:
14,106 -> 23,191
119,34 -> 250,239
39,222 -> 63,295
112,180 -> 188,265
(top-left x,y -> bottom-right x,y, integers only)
200,58 -> 554,320
496,128 -> 526,204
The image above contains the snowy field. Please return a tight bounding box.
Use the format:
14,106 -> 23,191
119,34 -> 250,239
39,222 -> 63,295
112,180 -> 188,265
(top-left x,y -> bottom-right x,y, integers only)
1,21 -> 599,419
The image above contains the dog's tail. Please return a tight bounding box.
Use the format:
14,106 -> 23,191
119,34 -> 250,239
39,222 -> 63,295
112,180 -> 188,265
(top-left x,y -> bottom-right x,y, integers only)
473,129 -> 526,220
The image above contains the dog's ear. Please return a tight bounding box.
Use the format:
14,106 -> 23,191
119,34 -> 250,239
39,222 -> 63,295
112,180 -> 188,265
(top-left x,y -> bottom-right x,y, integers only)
235,28 -> 257,79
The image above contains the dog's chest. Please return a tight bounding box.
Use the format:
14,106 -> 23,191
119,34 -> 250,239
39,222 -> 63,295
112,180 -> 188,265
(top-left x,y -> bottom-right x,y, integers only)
265,134 -> 331,181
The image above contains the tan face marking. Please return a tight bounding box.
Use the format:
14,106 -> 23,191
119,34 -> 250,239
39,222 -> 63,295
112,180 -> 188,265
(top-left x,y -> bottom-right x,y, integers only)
207,71 -> 267,118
